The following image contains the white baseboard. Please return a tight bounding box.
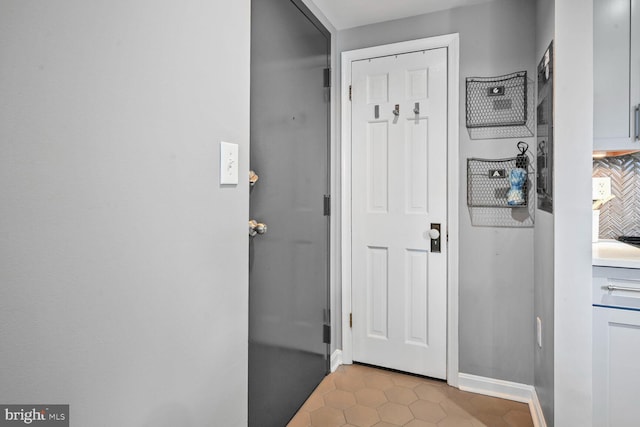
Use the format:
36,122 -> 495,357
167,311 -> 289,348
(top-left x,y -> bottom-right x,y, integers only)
330,349 -> 342,372
528,387 -> 547,427
458,373 -> 547,427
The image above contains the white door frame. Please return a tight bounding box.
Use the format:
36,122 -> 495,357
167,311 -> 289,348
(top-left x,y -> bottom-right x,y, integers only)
340,33 -> 460,387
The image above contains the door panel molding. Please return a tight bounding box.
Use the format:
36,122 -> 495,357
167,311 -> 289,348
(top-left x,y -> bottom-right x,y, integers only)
341,34 -> 460,386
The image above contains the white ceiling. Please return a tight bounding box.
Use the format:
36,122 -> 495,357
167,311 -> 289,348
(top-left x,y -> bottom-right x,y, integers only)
311,0 -> 495,30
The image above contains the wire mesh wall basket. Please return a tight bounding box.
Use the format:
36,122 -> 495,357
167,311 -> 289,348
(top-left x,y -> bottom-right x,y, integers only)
467,143 -> 535,227
466,71 -> 534,140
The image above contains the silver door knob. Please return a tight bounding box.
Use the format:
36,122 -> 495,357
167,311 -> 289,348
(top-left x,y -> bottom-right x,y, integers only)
249,220 -> 267,237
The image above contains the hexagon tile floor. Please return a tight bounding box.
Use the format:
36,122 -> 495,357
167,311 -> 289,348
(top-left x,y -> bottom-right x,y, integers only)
287,364 -> 534,427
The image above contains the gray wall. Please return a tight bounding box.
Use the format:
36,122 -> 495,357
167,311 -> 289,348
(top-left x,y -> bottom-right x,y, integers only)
534,0 -> 555,424
338,0 -> 536,385
0,1 -> 250,426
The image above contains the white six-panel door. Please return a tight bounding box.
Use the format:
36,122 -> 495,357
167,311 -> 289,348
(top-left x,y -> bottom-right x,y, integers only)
351,48 -> 448,378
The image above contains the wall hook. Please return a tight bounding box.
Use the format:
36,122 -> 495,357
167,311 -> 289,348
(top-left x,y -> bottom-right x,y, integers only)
392,104 -> 400,116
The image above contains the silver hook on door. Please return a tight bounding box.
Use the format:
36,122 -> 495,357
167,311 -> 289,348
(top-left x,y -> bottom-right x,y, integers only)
392,104 -> 400,116
413,102 -> 420,115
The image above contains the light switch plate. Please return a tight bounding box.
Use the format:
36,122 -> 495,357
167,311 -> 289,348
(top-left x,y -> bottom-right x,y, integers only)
220,141 -> 238,185
592,177 -> 611,200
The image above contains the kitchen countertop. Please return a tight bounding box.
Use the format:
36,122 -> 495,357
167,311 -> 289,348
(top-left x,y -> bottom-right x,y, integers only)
593,239 -> 640,269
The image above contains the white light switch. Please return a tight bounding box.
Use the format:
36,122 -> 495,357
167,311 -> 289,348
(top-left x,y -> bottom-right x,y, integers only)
220,141 -> 239,185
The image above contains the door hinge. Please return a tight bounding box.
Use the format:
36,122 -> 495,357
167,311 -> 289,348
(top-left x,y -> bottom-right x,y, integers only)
349,85 -> 352,101
323,68 -> 331,88
349,313 -> 353,328
323,194 -> 331,216
323,324 -> 331,344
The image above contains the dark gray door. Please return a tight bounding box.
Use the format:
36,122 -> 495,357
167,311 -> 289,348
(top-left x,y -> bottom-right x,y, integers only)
249,0 -> 330,426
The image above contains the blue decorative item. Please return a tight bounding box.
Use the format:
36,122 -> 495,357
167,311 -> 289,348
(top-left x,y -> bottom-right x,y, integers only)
507,168 -> 527,205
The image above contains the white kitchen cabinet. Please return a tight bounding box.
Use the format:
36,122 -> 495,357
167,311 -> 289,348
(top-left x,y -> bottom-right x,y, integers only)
594,0 -> 640,150
593,307 -> 640,426
593,266 -> 640,426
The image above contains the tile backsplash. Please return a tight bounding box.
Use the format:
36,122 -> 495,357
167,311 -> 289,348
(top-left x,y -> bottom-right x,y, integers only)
593,153 -> 640,239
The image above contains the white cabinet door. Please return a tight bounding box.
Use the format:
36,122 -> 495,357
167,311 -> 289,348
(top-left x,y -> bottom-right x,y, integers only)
594,0 -> 640,150
593,306 -> 640,426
